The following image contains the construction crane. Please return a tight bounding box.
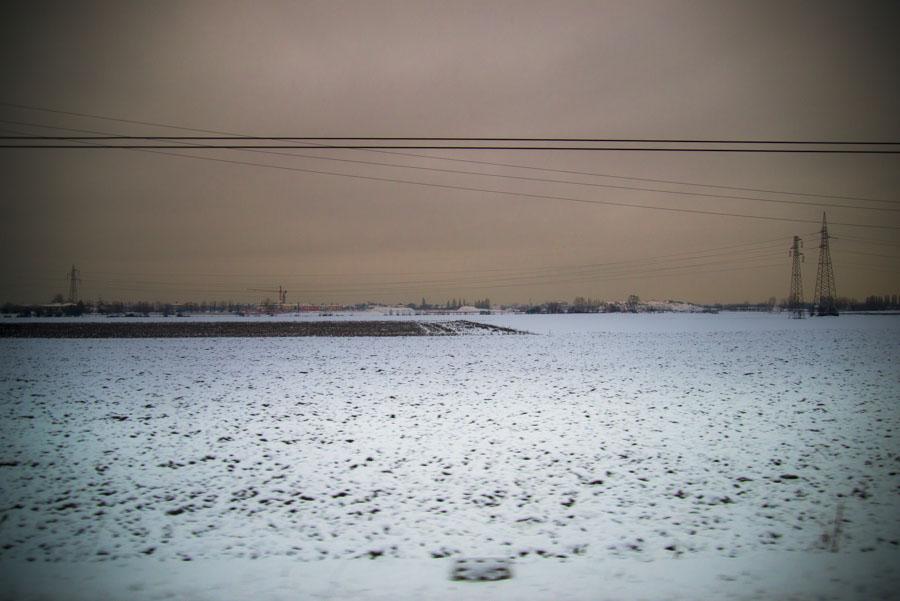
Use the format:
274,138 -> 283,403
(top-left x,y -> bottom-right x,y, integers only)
248,286 -> 287,306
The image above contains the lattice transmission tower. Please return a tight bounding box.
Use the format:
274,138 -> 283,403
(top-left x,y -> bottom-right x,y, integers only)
812,213 -> 839,316
66,264 -> 80,303
787,235 -> 804,318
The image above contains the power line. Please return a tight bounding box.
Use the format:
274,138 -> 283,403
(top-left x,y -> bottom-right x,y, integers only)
42,257 -> 784,298
133,238 -> 796,280
91,148 -> 900,230
225,149 -> 899,212
833,261 -> 899,275
91,260 -> 786,298
75,250 -> 787,293
10,237 -> 790,295
3,102 -> 895,204
2,143 -> 898,153
2,125 -> 893,231
48,255 -> 792,298
3,135 -> 899,145
834,235 -> 900,248
839,249 -> 900,260
10,242 -> 788,291
5,120 -> 895,214
387,153 -> 900,205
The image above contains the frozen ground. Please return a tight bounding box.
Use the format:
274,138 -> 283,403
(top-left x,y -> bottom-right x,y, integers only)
0,313 -> 898,599
0,319 -> 522,338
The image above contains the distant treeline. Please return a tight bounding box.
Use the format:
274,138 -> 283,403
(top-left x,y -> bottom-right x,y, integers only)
521,296 -> 707,314
2,293 -> 898,317
514,293 -> 900,314
414,298 -> 491,310
2,298 -> 480,317
2,300 -> 253,318
851,294 -> 900,311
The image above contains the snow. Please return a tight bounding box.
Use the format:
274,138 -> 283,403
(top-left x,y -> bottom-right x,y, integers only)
455,306 -> 483,314
1,550 -> 897,600
1,313 -> 898,599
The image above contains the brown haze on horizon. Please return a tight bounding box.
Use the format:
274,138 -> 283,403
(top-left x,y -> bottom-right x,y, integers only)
1,0 -> 898,306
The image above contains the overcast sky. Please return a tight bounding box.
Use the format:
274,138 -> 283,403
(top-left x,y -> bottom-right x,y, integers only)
1,0 -> 898,305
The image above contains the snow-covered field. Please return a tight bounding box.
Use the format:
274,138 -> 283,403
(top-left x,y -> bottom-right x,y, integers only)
1,313 -> 898,600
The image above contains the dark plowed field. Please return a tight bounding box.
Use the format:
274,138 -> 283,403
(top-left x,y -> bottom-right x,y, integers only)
0,320 -> 523,338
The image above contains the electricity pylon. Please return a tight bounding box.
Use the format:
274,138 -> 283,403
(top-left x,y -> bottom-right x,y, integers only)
788,235 -> 804,318
66,265 -> 80,303
812,213 -> 839,316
